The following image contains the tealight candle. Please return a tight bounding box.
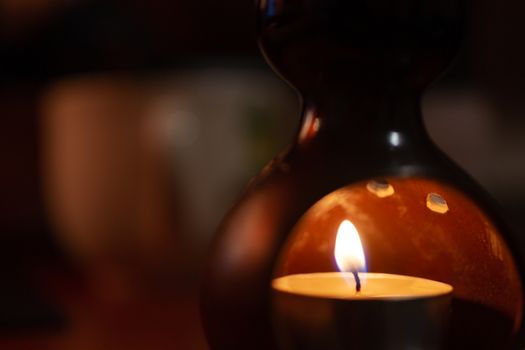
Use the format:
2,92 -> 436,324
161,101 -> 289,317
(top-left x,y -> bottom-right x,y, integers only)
273,272 -> 453,301
271,221 -> 453,350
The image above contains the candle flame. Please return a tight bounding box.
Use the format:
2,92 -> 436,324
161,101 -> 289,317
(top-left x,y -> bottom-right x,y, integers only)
335,220 -> 366,273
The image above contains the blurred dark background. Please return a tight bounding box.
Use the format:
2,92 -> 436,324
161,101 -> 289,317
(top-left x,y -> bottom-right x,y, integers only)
0,0 -> 524,349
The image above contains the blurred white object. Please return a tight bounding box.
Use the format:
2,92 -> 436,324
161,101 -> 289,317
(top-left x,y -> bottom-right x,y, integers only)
145,68 -> 298,244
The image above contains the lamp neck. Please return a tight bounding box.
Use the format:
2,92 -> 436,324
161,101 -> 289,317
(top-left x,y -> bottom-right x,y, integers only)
297,90 -> 428,147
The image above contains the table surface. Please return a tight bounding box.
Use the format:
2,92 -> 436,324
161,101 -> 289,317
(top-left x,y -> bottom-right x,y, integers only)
0,272 -> 208,350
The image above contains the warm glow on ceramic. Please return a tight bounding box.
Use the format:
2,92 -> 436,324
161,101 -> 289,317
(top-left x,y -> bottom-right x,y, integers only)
334,220 -> 366,273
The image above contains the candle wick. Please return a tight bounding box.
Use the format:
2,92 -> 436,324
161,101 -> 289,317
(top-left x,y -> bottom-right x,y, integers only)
352,270 -> 361,293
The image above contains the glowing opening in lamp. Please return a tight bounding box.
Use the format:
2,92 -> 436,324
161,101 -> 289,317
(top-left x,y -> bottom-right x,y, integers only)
335,220 -> 366,292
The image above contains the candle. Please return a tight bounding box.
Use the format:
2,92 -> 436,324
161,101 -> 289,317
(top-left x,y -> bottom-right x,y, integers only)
271,220 -> 453,350
273,272 -> 453,300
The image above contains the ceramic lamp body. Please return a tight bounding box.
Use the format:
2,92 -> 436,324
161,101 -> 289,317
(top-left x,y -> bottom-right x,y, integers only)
258,0 -> 463,96
201,0 -> 525,349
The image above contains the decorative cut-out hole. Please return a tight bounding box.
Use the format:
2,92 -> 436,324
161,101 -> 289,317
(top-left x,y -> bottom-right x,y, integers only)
366,179 -> 395,198
426,193 -> 449,214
